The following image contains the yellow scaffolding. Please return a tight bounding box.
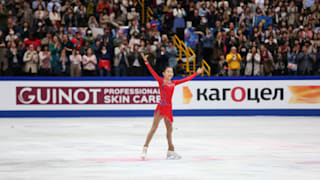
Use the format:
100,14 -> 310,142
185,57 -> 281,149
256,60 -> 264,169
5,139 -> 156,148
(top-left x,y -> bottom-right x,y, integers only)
135,0 -> 154,23
173,35 -> 211,76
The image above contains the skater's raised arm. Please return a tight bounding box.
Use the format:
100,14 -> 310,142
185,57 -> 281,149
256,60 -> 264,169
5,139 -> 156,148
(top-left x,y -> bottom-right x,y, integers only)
173,67 -> 203,85
141,53 -> 162,82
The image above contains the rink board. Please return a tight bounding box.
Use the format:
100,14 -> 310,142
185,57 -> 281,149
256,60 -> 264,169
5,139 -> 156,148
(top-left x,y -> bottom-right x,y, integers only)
0,76 -> 319,117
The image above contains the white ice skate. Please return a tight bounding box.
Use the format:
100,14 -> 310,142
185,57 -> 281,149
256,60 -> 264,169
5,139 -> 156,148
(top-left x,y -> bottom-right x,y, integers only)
141,146 -> 148,160
166,150 -> 182,160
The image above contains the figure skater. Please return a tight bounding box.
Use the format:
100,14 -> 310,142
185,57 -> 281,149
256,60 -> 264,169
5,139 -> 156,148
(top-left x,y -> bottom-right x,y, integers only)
140,53 -> 203,160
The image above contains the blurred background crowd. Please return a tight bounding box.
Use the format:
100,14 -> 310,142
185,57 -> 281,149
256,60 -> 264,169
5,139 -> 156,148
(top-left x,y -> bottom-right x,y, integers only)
0,0 -> 319,77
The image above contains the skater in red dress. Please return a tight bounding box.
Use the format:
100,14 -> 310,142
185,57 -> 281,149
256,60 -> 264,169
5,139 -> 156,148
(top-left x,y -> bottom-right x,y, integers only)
140,53 -> 203,160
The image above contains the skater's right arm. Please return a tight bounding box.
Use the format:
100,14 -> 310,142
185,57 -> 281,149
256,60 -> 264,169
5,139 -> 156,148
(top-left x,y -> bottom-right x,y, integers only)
141,53 -> 162,82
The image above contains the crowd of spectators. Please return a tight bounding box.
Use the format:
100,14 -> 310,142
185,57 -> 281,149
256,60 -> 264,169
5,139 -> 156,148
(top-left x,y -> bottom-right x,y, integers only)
0,0 -> 319,77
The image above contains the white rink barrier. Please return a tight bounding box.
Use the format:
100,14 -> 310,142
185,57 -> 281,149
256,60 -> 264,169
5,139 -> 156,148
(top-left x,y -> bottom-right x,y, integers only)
0,76 -> 319,117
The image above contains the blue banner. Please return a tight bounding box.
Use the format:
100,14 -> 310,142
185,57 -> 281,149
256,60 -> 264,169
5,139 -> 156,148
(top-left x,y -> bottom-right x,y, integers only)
184,28 -> 199,49
255,16 -> 273,29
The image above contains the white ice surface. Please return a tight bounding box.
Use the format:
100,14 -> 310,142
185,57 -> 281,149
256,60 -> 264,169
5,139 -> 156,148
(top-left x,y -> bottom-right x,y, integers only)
0,116 -> 320,180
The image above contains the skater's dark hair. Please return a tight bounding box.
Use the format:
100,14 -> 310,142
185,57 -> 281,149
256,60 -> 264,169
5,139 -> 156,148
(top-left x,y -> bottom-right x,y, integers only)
163,66 -> 174,73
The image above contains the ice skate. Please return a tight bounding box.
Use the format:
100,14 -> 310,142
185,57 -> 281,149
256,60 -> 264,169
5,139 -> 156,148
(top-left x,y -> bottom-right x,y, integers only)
141,146 -> 148,160
166,150 -> 182,160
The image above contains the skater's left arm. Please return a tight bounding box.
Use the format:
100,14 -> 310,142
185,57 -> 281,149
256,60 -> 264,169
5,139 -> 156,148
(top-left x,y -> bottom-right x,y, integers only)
173,68 -> 203,85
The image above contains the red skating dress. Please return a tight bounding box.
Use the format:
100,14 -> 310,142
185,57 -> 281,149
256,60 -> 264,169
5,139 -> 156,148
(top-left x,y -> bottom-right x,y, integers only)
144,60 -> 199,123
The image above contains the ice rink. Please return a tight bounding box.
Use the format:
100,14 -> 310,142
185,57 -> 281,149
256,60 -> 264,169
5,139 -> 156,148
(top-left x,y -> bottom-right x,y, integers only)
1,116 -> 320,180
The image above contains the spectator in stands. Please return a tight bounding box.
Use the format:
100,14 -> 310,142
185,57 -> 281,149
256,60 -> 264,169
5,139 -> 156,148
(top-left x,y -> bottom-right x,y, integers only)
98,45 -> 112,76
226,46 -> 242,76
58,49 -> 69,76
297,44 -> 316,75
156,45 -> 169,75
167,41 -> 177,68
260,44 -> 275,76
49,35 -> 61,75
34,4 -> 48,21
71,31 -> 83,50
287,40 -> 300,75
0,30 -> 7,75
245,47 -> 261,76
69,49 -> 82,77
48,0 -> 61,13
0,3 -> 8,30
61,34 -> 73,57
39,45 -> 52,76
265,35 -> 278,57
100,8 -> 117,28
5,28 -> 18,43
96,0 -> 111,15
173,3 -> 186,34
63,7 -> 76,27
274,47 -> 288,75
129,44 -> 144,76
191,9 -> 201,28
82,48 -> 97,76
8,41 -> 24,76
18,2 -> 33,29
114,42 -> 129,76
129,31 -> 140,52
0,0 -> 318,78
49,5 -> 61,24
175,59 -> 187,77
196,28 -> 214,64
32,0 -> 46,10
23,44 -> 38,76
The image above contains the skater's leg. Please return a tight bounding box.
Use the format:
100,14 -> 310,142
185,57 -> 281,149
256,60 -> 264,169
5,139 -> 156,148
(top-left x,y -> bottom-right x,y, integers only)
164,118 -> 174,151
144,111 -> 162,147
